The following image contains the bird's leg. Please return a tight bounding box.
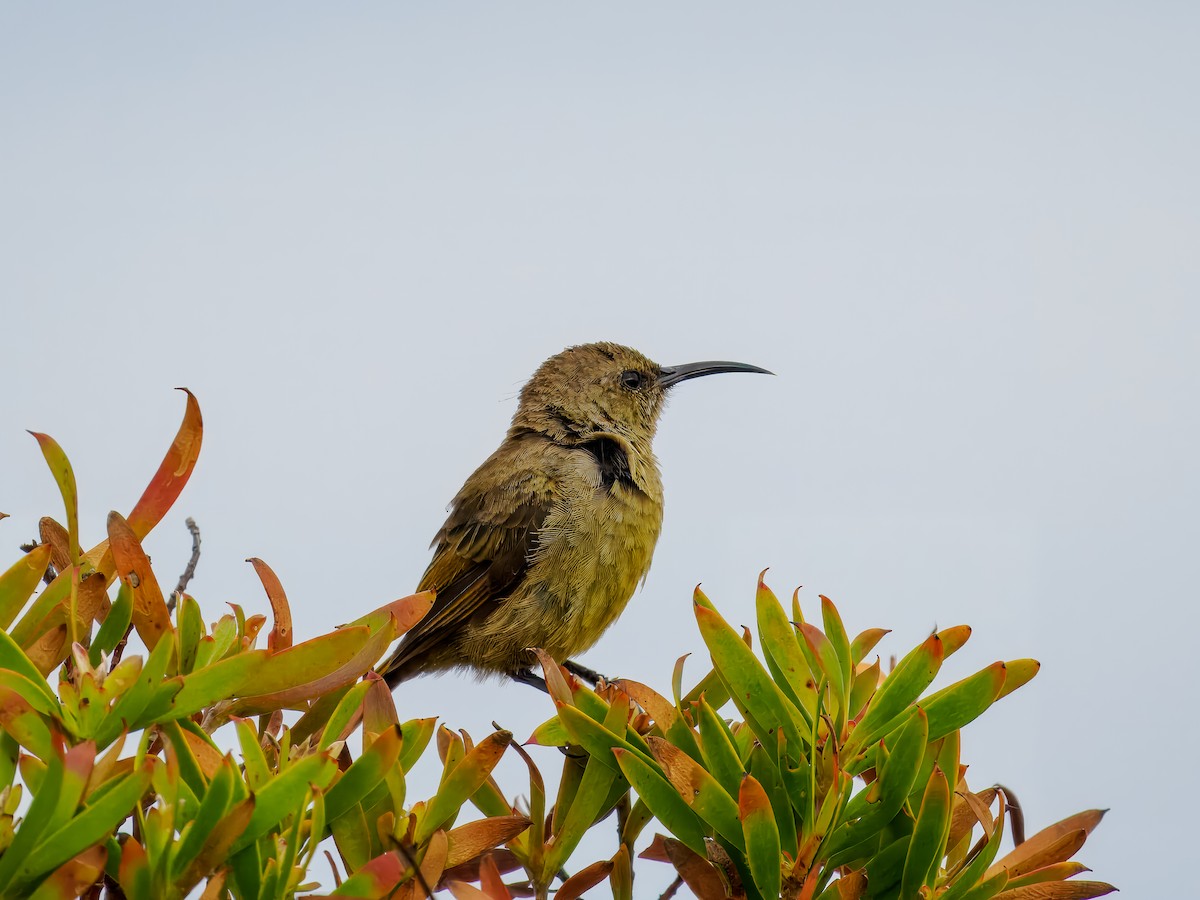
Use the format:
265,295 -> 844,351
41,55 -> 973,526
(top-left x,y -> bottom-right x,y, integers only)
563,659 -> 613,686
510,668 -> 549,693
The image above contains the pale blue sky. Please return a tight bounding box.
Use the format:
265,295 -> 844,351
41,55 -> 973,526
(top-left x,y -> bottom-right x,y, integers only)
3,3 -> 1196,894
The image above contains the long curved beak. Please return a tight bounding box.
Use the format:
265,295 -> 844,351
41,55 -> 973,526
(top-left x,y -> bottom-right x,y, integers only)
656,359 -> 774,389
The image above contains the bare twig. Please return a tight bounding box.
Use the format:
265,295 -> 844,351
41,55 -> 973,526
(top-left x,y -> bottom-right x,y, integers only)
168,517 -> 201,612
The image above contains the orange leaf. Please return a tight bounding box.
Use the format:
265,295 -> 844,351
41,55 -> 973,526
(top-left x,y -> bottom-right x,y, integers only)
993,883 -> 1116,899
38,517 -> 71,574
444,817 -> 532,869
247,558 -> 292,651
614,678 -> 677,730
118,837 -> 149,892
532,648 -> 572,704
126,387 -> 203,539
477,851 -> 512,900
21,572 -> 109,674
107,511 -> 172,650
554,858 -> 614,900
384,591 -> 437,637
181,729 -> 225,780
362,673 -> 399,735
989,810 -> 1106,879
664,837 -> 727,900
837,869 -> 868,899
198,869 -> 229,900
948,788 -> 998,851
445,882 -> 492,900
39,844 -> 107,898
637,833 -> 672,863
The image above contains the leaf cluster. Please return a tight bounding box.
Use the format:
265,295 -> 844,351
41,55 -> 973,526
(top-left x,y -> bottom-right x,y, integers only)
522,579 -> 1114,899
0,392 -> 1116,899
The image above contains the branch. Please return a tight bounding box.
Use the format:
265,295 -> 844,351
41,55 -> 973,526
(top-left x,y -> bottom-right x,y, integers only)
168,517 -> 201,612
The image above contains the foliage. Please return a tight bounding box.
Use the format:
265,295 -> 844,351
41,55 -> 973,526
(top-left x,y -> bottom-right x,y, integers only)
525,581 -> 1115,899
0,392 -> 1114,898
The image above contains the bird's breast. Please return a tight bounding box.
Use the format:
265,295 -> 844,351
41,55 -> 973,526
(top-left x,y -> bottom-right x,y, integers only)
533,476 -> 664,655
473,447 -> 663,663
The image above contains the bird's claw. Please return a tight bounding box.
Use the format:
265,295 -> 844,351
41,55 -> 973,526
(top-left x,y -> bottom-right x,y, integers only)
510,668 -> 549,693
563,659 -> 619,687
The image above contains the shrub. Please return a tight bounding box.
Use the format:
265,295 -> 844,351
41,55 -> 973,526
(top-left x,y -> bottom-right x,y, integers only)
0,392 -> 1113,899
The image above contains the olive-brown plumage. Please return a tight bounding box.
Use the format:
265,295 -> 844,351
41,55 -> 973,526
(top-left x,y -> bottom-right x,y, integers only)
379,341 -> 769,689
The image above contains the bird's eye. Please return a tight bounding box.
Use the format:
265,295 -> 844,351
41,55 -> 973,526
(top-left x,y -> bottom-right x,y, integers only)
620,370 -> 646,390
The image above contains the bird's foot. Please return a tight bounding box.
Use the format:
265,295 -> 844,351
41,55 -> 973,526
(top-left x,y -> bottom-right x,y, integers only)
563,659 -> 617,687
510,668 -> 549,693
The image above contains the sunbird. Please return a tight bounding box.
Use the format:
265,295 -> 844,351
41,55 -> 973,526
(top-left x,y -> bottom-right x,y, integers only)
378,342 -> 770,691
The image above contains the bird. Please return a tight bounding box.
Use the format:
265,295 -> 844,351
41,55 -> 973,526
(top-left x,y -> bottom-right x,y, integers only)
378,341 -> 771,692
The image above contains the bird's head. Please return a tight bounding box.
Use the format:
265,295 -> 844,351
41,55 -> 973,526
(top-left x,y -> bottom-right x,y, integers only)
512,341 -> 771,446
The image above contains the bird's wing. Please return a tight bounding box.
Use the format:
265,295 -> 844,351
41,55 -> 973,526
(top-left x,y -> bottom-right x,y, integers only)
379,446 -> 557,685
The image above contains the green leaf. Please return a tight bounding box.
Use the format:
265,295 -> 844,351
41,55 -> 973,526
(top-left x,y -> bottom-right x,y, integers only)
542,748 -> 619,876
612,747 -> 708,858
739,774 -> 782,900
555,703 -> 652,775
900,765 -> 952,896
231,752 -> 338,852
0,732 -> 18,791
176,593 -> 205,675
95,632 -> 176,748
997,658 -> 1040,700
144,651 -> 268,726
0,685 -> 57,759
330,802 -> 375,873
646,735 -> 744,852
46,741 -> 95,834
754,575 -> 816,719
797,621 -> 846,722
820,595 -> 854,712
318,677 -> 374,750
847,633 -> 944,756
527,713 -> 572,747
848,657 -> 881,721
9,574 -> 68,649
863,834 -> 912,898
0,545 -> 53,632
940,795 -> 1009,900
172,755 -> 236,878
16,758 -> 154,891
850,627 -> 890,665
229,623 -> 396,715
693,697 -> 747,798
234,718 -> 272,792
0,662 -> 61,720
0,748 -> 64,891
748,743 -> 798,861
399,717 -> 437,773
90,584 -> 133,668
827,708 -> 929,861
178,797 -> 254,897
695,603 -> 807,758
29,433 -> 81,645
415,730 -> 511,844
194,616 -> 237,671
325,725 -> 402,823
922,662 -> 1007,740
